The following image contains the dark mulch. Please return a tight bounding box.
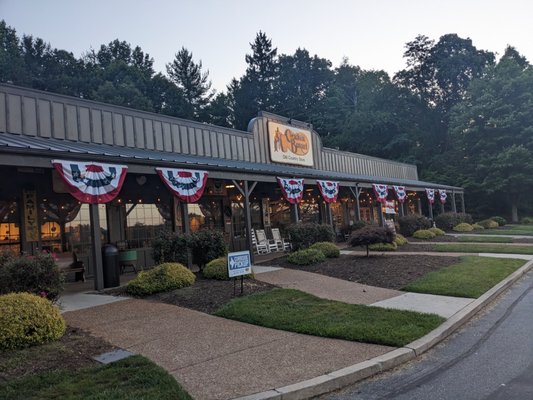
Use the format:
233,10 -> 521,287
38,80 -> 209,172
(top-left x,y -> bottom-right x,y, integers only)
264,254 -> 461,290
0,327 -> 115,383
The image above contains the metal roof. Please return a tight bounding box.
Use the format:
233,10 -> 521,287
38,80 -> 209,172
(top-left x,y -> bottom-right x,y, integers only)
0,132 -> 462,191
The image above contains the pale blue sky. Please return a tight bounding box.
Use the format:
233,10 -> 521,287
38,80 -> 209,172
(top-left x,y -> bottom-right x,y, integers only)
1,0 -> 532,92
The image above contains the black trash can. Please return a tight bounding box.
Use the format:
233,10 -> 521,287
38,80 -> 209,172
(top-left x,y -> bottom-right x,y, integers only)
102,244 -> 120,288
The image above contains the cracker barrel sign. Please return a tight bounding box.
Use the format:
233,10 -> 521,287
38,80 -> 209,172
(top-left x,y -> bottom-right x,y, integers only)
268,121 -> 314,167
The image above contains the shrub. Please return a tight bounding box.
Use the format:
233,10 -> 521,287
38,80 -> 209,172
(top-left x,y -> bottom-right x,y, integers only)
368,242 -> 398,251
0,292 -> 66,350
521,217 -> 533,225
491,216 -> 507,226
413,229 -> 436,239
349,226 -> 395,256
0,253 -> 63,301
203,257 -> 230,280
477,219 -> 499,229
350,220 -> 368,231
152,230 -> 188,265
188,230 -> 227,271
126,263 -> 195,296
310,242 -> 340,258
429,227 -> 445,236
287,248 -> 326,265
453,223 -> 474,232
286,223 -> 335,251
435,212 -> 473,231
398,215 -> 431,237
393,233 -> 409,246
471,223 -> 485,230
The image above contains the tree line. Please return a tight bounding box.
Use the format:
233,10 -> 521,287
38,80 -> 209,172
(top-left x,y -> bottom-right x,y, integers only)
1,21 -> 532,221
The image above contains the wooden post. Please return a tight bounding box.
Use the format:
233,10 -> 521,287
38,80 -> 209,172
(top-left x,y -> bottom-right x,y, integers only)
428,201 -> 434,220
377,201 -> 384,227
440,201 -> 445,214
233,180 -> 257,264
180,202 -> 192,269
460,193 -> 466,213
89,204 -> 104,291
349,186 -> 361,221
291,203 -> 299,223
452,191 -> 457,213
417,198 -> 422,216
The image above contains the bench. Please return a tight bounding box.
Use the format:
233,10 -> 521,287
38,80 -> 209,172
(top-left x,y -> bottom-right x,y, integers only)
56,253 -> 85,282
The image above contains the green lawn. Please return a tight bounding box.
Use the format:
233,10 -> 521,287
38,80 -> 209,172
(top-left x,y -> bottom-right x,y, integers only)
404,256 -> 524,298
474,224 -> 533,236
456,236 -> 513,243
0,355 -> 192,400
434,243 -> 533,254
215,288 -> 444,347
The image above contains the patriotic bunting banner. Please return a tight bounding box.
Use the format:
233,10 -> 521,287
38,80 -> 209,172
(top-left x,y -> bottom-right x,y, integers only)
393,185 -> 407,203
426,188 -> 435,205
372,184 -> 389,204
277,177 -> 304,204
156,168 -> 208,203
52,160 -> 127,204
317,180 -> 340,203
439,189 -> 447,204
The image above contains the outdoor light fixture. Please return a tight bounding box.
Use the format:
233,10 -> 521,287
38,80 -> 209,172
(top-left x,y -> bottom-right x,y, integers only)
225,184 -> 235,188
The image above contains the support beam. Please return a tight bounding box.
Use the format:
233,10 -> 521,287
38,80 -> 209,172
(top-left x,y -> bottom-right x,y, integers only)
233,180 -> 257,264
440,201 -> 445,214
291,204 -> 299,223
460,193 -> 466,213
428,201 -> 434,220
417,198 -> 422,216
349,186 -> 361,221
181,202 -> 192,269
377,201 -> 384,227
90,204 -> 104,291
452,191 -> 457,213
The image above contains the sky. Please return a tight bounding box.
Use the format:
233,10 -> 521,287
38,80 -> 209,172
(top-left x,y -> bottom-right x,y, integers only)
1,0 -> 532,92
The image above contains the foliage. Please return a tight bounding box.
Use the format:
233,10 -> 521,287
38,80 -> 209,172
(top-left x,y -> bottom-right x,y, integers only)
188,230 -> 227,271
398,215 -> 432,237
413,229 -> 437,240
393,233 -> 409,246
368,242 -> 398,251
453,223 -> 474,232
203,257 -> 230,280
477,219 -> 499,229
349,226 -> 395,256
428,227 -> 445,236
0,252 -> 63,301
286,223 -> 335,251
434,212 -> 473,231
520,217 -> 533,225
350,220 -> 368,231
287,248 -> 326,266
309,242 -> 340,258
215,289 -> 444,347
471,223 -> 485,230
0,292 -> 66,350
404,256 -> 523,298
126,263 -> 195,296
490,216 -> 507,226
152,230 -> 188,265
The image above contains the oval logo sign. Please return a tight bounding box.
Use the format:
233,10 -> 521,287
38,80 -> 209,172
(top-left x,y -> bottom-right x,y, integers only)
276,129 -> 309,156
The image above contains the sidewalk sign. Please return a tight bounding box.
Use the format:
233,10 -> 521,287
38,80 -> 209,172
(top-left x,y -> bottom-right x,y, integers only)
228,250 -> 252,295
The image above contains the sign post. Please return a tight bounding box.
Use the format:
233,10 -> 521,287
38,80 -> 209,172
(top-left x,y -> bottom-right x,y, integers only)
228,250 -> 252,296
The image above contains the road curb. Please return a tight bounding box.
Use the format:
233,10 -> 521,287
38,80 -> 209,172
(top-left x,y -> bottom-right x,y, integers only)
233,258 -> 533,400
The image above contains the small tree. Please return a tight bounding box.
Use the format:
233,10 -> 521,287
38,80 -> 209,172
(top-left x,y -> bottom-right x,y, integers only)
188,230 -> 227,272
349,226 -> 394,257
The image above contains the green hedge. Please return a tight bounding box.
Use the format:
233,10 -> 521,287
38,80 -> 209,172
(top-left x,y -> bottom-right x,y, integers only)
435,212 -> 473,231
286,223 -> 335,251
368,242 -> 398,251
393,233 -> 409,246
453,223 -> 474,232
477,219 -> 499,229
126,263 -> 195,296
287,248 -> 326,265
310,242 -> 340,258
429,227 -> 445,236
398,215 -> 431,237
413,229 -> 436,239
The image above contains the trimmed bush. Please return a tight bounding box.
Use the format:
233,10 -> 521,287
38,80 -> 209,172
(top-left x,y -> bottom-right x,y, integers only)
203,257 -> 230,280
413,229 -> 436,239
310,242 -> 340,258
349,226 -> 395,256
398,215 -> 431,237
0,253 -> 63,301
350,220 -> 368,231
152,230 -> 188,265
453,223 -> 474,232
393,233 -> 409,246
368,242 -> 398,251
126,263 -> 195,296
188,230 -> 227,271
429,227 -> 445,236
435,212 -> 473,231
0,292 -> 66,350
471,223 -> 485,230
477,219 -> 499,229
287,248 -> 326,266
491,216 -> 507,226
286,223 -> 335,251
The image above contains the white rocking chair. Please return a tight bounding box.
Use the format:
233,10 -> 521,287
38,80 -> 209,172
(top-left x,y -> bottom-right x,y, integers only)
271,228 -> 292,251
256,229 -> 278,253
251,229 -> 270,254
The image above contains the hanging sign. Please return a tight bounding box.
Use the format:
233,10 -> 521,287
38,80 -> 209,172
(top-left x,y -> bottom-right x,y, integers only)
52,160 -> 127,204
393,186 -> 407,203
426,188 -> 435,205
384,200 -> 396,214
156,168 -> 208,203
268,121 -> 314,167
439,189 -> 447,204
22,190 -> 39,242
277,177 -> 304,204
317,180 -> 340,203
372,184 -> 388,203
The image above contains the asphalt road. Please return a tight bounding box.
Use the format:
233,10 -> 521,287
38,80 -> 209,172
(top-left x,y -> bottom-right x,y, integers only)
319,270 -> 533,400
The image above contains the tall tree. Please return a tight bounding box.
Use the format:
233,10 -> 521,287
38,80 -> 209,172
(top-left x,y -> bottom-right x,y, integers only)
166,47 -> 212,120
0,20 -> 24,85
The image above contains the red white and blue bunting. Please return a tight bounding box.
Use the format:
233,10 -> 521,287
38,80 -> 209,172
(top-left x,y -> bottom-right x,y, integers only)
393,185 -> 407,203
439,189 -> 447,204
317,180 -> 340,203
373,184 -> 389,204
156,168 -> 208,203
277,177 -> 304,204
426,188 -> 435,205
52,160 -> 127,204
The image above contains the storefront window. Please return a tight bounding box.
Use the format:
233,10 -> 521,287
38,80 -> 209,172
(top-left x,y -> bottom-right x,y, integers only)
65,204 -> 107,254
125,203 -> 170,248
187,198 -> 224,233
0,201 -> 20,254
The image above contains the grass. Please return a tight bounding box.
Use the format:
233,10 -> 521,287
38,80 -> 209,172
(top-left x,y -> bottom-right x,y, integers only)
215,288 -> 444,347
456,236 -> 513,243
474,224 -> 533,236
434,243 -> 533,254
0,355 -> 192,400
404,256 -> 524,298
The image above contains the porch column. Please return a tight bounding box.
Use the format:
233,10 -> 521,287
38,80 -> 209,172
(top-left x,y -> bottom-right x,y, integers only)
89,204 -> 104,291
325,202 -> 333,226
180,202 -> 192,269
349,186 -> 361,221
460,193 -> 466,213
440,201 -> 445,214
452,191 -> 457,213
428,201 -> 434,220
291,204 -> 299,223
377,201 -> 384,227
417,198 -> 422,216
233,180 -> 257,264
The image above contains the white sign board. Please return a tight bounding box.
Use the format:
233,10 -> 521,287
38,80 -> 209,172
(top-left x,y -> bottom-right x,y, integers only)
228,250 -> 252,278
268,121 -> 314,167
